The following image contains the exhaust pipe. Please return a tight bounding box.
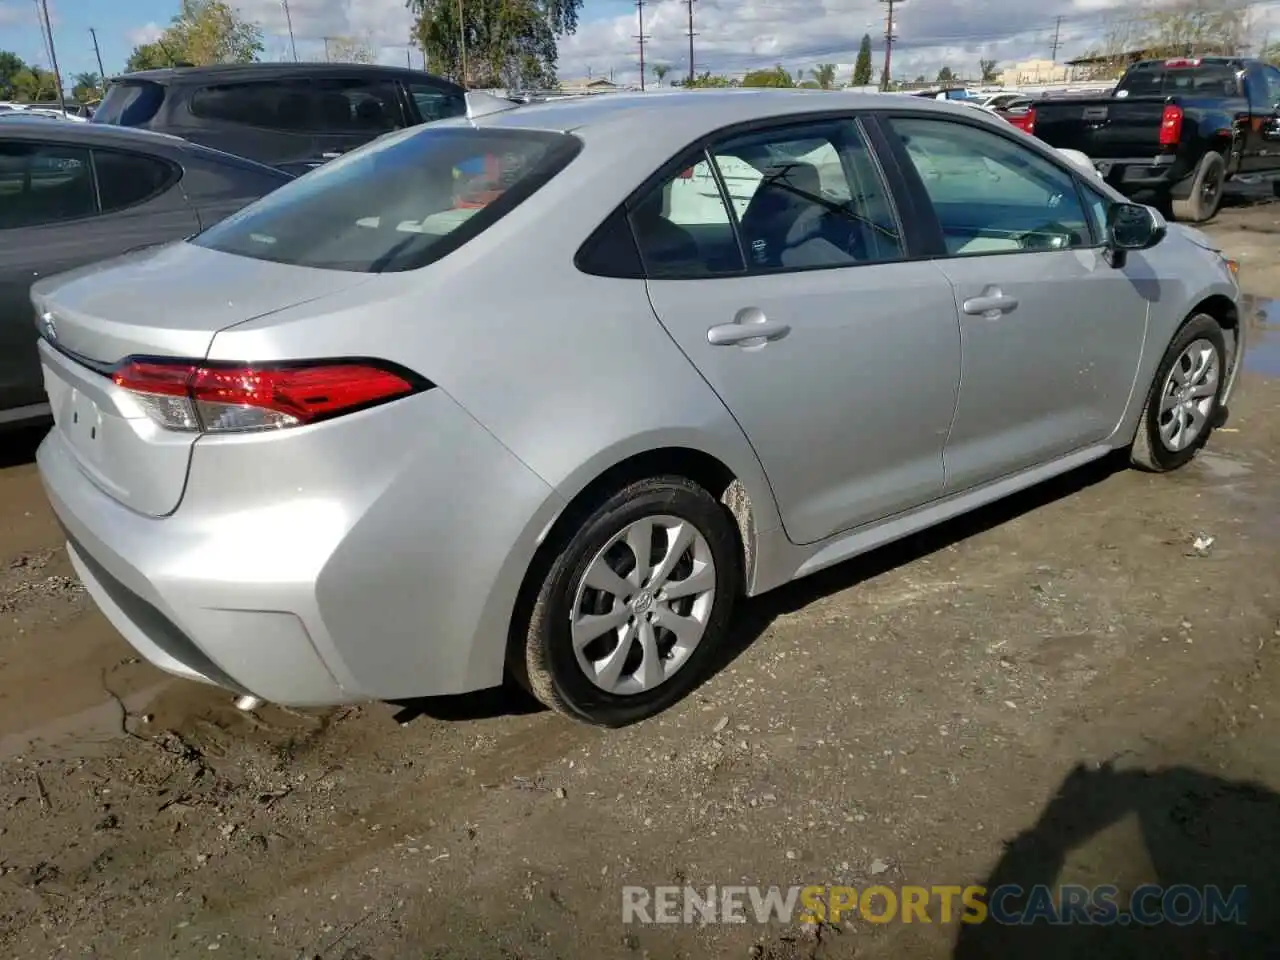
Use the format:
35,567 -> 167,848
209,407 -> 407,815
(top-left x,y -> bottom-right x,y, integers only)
234,695 -> 265,712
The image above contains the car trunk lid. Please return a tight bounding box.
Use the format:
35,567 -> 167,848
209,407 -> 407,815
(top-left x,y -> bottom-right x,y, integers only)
1031,97 -> 1171,159
32,241 -> 373,517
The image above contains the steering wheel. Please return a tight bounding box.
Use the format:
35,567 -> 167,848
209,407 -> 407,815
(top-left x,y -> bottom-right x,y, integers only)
1015,222 -> 1076,251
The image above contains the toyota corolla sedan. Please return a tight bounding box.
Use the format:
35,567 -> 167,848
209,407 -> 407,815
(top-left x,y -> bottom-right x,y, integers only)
33,90 -> 1244,727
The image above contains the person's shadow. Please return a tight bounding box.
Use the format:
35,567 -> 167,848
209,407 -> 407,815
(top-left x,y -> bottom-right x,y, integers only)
954,762 -> 1280,959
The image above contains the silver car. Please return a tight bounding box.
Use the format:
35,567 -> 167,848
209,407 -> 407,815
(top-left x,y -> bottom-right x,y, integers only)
33,90 -> 1244,727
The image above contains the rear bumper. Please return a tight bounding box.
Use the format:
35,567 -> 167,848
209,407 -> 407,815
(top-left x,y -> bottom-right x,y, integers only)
1091,155 -> 1191,194
37,388 -> 563,706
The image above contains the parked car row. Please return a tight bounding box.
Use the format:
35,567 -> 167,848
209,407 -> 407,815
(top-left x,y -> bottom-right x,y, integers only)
1008,56 -> 1280,223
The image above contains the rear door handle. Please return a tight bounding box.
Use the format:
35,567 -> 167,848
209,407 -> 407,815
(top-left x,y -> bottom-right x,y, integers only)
962,294 -> 1019,316
707,318 -> 792,346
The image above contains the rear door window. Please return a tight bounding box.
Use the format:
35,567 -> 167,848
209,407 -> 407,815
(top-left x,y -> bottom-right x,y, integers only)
312,77 -> 407,133
406,81 -> 467,123
190,126 -> 581,272
0,142 -> 96,229
93,80 -> 166,126
189,80 -> 316,130
94,150 -> 179,212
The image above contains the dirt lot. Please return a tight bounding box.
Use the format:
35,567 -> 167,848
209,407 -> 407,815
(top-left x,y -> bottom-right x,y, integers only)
1,197 -> 1279,960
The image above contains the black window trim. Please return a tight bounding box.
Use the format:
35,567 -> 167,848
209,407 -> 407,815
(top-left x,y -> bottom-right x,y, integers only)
0,138 -> 100,230
91,146 -> 183,215
575,108 -> 933,282
309,75 -> 411,134
872,108 -> 1110,262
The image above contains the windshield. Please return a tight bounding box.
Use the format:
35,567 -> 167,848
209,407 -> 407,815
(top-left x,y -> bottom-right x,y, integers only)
1115,61 -> 1240,98
190,125 -> 581,273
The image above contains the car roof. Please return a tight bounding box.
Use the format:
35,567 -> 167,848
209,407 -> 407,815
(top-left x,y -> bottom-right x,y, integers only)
114,61 -> 463,88
459,88 -> 991,143
0,117 -> 293,175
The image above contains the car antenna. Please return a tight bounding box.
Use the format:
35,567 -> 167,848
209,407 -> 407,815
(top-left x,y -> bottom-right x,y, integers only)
464,90 -> 520,125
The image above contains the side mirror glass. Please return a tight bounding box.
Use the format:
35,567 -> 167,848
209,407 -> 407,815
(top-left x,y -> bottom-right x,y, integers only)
1107,202 -> 1166,251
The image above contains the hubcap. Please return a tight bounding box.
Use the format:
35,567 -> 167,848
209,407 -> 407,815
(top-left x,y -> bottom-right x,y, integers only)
570,514 -> 717,696
1158,338 -> 1219,452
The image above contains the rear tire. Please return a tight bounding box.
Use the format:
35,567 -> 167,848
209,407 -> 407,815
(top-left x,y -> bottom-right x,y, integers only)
1170,152 -> 1225,224
519,476 -> 742,727
1130,313 -> 1226,472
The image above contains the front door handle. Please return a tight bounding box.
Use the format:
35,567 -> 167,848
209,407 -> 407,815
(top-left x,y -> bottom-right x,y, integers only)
320,151 -> 345,160
962,293 -> 1019,317
707,308 -> 791,347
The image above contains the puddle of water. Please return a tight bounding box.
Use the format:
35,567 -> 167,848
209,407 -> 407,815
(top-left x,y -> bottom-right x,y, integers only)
1242,295 -> 1280,377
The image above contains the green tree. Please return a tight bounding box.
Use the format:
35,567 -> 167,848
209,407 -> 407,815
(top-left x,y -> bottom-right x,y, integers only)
852,33 -> 874,85
742,64 -> 794,88
652,63 -> 670,85
11,66 -> 58,101
811,63 -> 837,89
1263,42 -> 1280,67
680,71 -> 733,88
409,0 -> 582,89
326,35 -> 378,64
0,51 -> 25,100
979,58 -> 999,83
72,71 -> 102,103
125,0 -> 262,71
936,65 -> 956,84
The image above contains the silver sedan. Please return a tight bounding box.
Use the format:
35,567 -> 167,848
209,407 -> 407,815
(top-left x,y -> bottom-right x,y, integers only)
33,89 -> 1245,726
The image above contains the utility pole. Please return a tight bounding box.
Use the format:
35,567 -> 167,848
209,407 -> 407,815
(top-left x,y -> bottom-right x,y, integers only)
89,27 -> 106,81
34,0 -> 66,115
635,0 -> 649,91
1049,15 -> 1064,61
323,37 -> 331,62
281,0 -> 299,61
458,0 -> 469,87
686,0 -> 697,85
880,0 -> 900,92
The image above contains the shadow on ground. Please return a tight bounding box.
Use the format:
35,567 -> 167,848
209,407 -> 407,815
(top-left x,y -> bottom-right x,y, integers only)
0,423 -> 48,469
953,762 -> 1280,958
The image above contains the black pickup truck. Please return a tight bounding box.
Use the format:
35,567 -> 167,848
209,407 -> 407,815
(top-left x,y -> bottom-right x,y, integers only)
1026,56 -> 1280,222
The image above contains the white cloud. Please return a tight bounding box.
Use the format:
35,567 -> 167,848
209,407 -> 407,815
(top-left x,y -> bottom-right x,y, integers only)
127,22 -> 166,47
232,0 -> 416,59
0,2 -> 28,28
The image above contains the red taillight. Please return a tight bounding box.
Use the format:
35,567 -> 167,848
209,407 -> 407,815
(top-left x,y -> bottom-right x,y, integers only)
1009,107 -> 1035,135
1159,104 -> 1183,146
111,359 -> 426,433
1164,57 -> 1200,68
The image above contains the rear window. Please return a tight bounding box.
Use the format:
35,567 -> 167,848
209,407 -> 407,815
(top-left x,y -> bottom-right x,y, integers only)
189,126 -> 581,273
1114,61 -> 1240,98
93,81 -> 166,126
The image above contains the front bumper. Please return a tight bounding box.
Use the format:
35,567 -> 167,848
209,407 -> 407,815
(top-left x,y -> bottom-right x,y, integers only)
37,388 -> 562,706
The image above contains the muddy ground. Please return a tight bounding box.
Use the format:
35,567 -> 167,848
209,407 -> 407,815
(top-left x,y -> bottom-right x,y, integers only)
1,196 -> 1279,960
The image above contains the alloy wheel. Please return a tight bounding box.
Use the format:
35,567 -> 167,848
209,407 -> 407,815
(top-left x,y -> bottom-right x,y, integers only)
1157,337 -> 1220,452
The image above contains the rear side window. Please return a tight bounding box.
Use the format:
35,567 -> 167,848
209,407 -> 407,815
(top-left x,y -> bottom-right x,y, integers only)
1115,61 -> 1240,98
406,82 -> 466,123
0,142 -> 96,228
93,80 -> 166,126
189,80 -> 315,130
190,126 -> 582,273
94,150 -> 178,213
312,78 -> 405,132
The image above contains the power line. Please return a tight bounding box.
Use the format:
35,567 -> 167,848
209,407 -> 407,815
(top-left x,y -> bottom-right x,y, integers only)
635,0 -> 651,91
33,0 -> 66,113
686,0 -> 697,85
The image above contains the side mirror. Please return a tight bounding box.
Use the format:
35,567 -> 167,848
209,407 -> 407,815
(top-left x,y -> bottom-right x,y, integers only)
1106,202 -> 1165,265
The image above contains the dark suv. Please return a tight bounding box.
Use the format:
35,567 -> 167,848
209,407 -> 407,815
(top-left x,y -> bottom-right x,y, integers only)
92,62 -> 468,175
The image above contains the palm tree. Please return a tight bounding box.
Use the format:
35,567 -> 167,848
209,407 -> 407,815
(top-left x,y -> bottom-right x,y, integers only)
811,63 -> 837,90
652,63 -> 670,86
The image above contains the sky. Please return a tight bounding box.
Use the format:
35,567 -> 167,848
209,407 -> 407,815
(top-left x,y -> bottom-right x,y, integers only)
1,0 -> 1277,89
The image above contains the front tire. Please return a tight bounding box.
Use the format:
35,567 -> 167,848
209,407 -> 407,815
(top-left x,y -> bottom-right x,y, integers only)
520,476 -> 742,727
1130,313 -> 1226,472
1170,151 -> 1225,224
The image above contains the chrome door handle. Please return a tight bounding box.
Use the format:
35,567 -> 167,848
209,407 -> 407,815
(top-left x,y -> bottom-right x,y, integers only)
707,308 -> 791,347
962,294 -> 1019,316
320,151 -> 344,160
